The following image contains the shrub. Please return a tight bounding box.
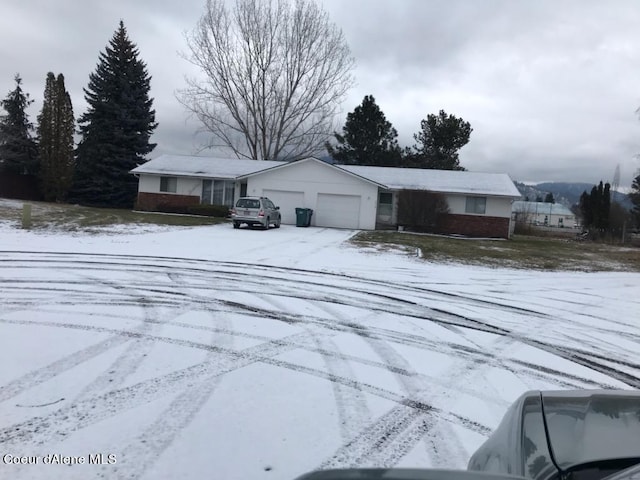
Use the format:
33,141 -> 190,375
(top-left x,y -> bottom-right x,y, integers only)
397,190 -> 449,232
149,203 -> 230,217
186,204 -> 230,217
155,203 -> 190,214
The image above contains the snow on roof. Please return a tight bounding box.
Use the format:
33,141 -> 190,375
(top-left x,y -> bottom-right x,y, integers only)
236,157 -> 388,188
132,155 -> 521,197
339,165 -> 522,198
130,154 -> 286,179
513,201 -> 575,216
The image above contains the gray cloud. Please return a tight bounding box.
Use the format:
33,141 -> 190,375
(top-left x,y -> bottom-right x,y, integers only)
2,0 -> 640,190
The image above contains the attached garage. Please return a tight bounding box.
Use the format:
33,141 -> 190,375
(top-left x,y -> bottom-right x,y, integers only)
315,193 -> 361,229
262,189 -> 304,225
239,158 -> 382,229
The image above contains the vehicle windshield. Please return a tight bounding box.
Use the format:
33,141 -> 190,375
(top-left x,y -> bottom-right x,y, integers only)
542,392 -> 640,471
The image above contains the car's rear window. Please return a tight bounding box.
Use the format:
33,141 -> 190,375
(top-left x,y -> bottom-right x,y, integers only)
236,199 -> 260,208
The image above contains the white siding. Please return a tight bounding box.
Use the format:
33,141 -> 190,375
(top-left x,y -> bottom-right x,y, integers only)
446,194 -> 513,218
138,174 -> 201,198
262,189 -> 305,224
138,174 -> 159,193
246,160 -> 378,229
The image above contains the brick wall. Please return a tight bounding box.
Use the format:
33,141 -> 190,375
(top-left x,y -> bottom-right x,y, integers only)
136,192 -> 200,211
436,214 -> 511,239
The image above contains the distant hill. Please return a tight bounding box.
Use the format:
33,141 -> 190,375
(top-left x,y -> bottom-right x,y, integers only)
513,182 -> 575,207
514,181 -> 632,210
534,182 -> 595,206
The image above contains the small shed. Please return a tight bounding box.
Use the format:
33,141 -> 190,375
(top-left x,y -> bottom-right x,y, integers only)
512,201 -> 577,228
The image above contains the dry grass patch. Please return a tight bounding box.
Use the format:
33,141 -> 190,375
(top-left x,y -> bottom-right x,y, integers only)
0,199 -> 225,233
351,231 -> 640,272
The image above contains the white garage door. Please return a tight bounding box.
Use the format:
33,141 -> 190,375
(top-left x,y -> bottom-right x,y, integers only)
262,190 -> 304,225
315,193 -> 361,229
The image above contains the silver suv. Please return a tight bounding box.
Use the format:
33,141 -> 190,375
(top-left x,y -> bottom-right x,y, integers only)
231,196 -> 281,229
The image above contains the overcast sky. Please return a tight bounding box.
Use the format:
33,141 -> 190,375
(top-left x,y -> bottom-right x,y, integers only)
2,0 -> 640,189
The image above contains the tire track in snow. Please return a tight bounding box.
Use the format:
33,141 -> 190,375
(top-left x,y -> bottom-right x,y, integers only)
319,405 -> 425,469
0,308 -> 617,410
255,293 -> 372,443
0,251 -> 554,320
365,412 -> 435,467
1,327 -> 493,450
108,309 -> 234,480
72,273 -> 174,403
0,330 -> 313,448
0,295 -> 620,412
2,250 -> 638,471
311,301 -> 460,469
3,249 -> 636,343
361,315 -> 476,467
0,334 -> 131,403
2,251 -> 566,351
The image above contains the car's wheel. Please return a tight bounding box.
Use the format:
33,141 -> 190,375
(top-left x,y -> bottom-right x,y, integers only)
264,217 -> 270,230
233,221 -> 240,229
274,216 -> 281,228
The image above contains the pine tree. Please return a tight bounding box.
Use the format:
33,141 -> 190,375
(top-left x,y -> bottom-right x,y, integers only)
326,95 -> 401,166
37,73 -> 75,202
70,21 -> 157,207
579,191 -> 593,228
630,172 -> 640,228
579,181 -> 611,232
0,74 -> 38,175
407,110 -> 472,170
600,182 -> 611,231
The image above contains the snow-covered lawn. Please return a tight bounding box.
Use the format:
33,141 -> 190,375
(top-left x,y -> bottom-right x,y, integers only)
1,222 -> 639,480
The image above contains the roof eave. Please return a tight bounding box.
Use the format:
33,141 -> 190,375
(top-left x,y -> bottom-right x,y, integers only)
130,170 -> 239,179
237,157 -> 389,188
384,186 -> 521,198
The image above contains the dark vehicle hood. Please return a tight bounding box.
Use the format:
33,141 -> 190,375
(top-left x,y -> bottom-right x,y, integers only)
295,469 -> 527,480
602,463 -> 640,480
541,390 -> 640,471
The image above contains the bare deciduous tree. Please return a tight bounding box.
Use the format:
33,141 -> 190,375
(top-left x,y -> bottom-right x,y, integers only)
179,0 -> 355,161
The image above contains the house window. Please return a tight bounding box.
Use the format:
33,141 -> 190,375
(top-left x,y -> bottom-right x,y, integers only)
160,176 -> 177,193
202,180 -> 213,205
201,179 -> 235,207
212,181 -> 224,204
225,182 -> 235,206
465,196 -> 486,214
378,192 -> 393,217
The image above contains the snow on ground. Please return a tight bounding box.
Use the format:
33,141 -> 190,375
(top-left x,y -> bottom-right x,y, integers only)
1,222 -> 639,480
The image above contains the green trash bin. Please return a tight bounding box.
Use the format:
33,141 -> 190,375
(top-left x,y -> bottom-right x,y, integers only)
295,208 -> 313,227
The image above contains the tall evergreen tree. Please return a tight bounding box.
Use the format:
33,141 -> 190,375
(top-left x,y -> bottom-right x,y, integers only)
406,110 -> 472,170
37,73 -> 75,202
0,74 -> 38,175
630,172 -> 640,228
579,190 -> 593,228
326,95 -> 401,166
71,21 -> 157,208
579,181 -> 611,231
601,181 -> 611,230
